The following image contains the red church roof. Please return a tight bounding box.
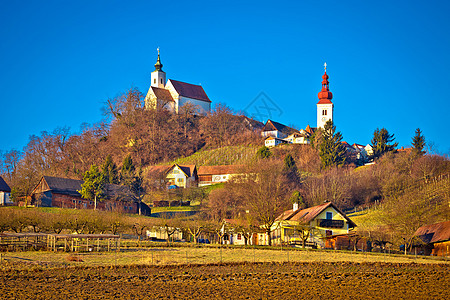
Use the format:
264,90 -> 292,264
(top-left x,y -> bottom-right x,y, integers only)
169,79 -> 211,103
317,68 -> 333,105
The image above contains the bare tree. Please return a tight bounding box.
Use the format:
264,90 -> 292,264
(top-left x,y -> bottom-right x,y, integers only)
229,160 -> 292,246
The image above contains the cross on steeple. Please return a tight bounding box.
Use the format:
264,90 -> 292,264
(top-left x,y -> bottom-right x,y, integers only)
324,62 -> 327,72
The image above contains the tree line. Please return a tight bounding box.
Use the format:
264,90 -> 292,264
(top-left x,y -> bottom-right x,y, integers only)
0,87 -> 262,198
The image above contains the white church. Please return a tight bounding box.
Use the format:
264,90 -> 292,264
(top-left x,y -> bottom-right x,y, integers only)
144,49 -> 211,114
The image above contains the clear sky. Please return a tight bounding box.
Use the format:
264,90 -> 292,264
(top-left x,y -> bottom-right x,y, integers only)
1,0 -> 449,154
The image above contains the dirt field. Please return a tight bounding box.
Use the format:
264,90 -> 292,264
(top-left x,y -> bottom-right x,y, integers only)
1,261 -> 448,299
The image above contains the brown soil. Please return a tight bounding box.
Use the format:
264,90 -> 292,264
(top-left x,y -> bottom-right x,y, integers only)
0,262 -> 448,299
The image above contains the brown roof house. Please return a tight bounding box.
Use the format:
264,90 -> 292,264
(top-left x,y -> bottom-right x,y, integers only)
261,120 -> 298,139
197,165 -> 243,187
271,202 -> 356,248
413,221 -> 450,256
0,176 -> 12,205
30,176 -> 151,215
144,49 -> 211,115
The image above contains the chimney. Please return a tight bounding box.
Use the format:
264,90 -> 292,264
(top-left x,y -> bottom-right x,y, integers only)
293,202 -> 299,211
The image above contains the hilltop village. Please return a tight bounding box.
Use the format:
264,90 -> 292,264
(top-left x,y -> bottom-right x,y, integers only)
0,51 -> 448,257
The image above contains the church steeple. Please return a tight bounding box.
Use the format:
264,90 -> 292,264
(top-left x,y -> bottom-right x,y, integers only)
151,47 -> 166,88
154,47 -> 163,71
317,62 -> 333,103
317,62 -> 334,128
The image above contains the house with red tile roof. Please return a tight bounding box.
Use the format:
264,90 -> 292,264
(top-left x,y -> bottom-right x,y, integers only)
271,202 -> 356,248
144,49 -> 211,115
197,165 -> 243,187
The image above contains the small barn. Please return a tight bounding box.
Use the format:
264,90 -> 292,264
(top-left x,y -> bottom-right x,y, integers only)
413,221 -> 450,256
30,176 -> 151,215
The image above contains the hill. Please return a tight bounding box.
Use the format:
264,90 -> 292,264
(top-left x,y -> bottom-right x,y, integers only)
164,145 -> 259,166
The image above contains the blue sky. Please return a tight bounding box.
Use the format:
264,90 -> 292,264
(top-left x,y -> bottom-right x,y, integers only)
1,0 -> 449,154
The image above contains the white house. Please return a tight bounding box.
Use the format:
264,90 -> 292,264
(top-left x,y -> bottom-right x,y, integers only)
284,132 -> 310,145
221,219 -> 267,246
146,227 -> 183,241
0,176 -> 12,205
197,165 -> 243,187
264,136 -> 288,148
144,49 -> 211,115
261,120 -> 297,139
147,164 -> 198,189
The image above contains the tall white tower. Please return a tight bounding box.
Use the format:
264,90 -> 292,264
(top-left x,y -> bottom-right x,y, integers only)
151,48 -> 166,88
317,63 -> 334,128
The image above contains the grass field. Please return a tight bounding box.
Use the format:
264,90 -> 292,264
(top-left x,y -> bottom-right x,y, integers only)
1,245 -> 448,269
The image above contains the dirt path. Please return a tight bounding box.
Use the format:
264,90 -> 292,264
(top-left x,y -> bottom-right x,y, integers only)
1,262 -> 448,299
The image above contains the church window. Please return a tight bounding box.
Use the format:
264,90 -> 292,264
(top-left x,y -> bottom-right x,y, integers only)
154,79 -> 156,84
160,78 -> 163,84
322,110 -> 327,116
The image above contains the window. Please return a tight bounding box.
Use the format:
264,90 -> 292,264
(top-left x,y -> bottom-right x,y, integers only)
160,78 -> 163,84
322,110 -> 327,116
172,170 -> 180,174
326,230 -> 333,236
326,212 -> 332,220
237,234 -> 242,240
177,178 -> 184,182
154,79 -> 156,84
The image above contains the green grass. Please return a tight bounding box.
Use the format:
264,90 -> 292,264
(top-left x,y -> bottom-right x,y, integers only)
163,145 -> 259,166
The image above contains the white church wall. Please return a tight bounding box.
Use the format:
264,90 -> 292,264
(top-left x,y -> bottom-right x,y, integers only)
317,103 -> 334,128
179,97 -> 210,115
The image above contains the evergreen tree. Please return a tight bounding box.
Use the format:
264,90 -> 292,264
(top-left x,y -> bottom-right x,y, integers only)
371,128 -> 398,159
283,153 -> 299,182
101,155 -> 119,184
120,154 -> 135,185
318,120 -> 346,168
411,128 -> 426,157
131,167 -> 145,215
79,164 -> 105,210
256,146 -> 272,159
289,191 -> 305,209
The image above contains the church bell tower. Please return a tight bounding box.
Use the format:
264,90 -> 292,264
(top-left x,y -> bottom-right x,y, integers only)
151,48 -> 166,88
317,62 -> 334,128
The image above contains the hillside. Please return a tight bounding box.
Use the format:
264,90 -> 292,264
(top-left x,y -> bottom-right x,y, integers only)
164,145 -> 259,166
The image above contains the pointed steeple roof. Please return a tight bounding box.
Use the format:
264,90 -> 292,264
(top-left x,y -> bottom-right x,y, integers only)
317,62 -> 333,104
154,47 -> 164,72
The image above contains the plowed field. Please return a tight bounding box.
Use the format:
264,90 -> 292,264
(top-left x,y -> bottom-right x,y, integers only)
1,261 -> 449,299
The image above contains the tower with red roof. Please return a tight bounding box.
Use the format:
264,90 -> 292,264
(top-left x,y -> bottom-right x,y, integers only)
317,63 -> 334,128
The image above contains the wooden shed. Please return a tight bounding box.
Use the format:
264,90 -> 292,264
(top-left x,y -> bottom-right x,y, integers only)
413,221 -> 450,256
